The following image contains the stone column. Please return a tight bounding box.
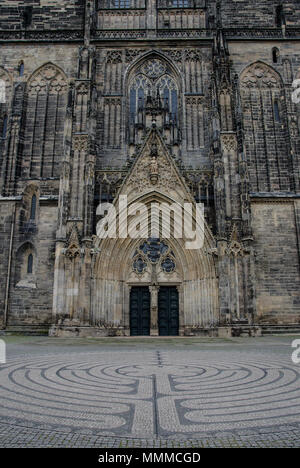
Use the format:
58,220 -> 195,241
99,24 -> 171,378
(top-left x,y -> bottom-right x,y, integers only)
52,240 -> 67,320
217,240 -> 231,324
149,285 -> 159,336
177,284 -> 185,336
146,0 -> 157,38
83,154 -> 95,238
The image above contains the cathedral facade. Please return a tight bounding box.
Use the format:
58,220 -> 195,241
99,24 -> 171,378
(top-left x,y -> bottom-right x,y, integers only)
0,0 -> 300,337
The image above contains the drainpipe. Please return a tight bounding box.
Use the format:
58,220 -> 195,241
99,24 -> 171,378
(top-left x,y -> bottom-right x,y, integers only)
3,203 -> 16,329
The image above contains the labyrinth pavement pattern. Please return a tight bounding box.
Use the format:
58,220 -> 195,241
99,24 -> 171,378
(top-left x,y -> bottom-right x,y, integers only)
1,349 -> 300,439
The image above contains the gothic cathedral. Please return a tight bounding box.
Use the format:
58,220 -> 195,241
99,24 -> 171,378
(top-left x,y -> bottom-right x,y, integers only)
0,0 -> 300,337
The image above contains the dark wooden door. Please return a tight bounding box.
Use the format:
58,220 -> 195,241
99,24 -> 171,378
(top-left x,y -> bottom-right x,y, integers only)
158,286 -> 179,336
130,286 -> 150,336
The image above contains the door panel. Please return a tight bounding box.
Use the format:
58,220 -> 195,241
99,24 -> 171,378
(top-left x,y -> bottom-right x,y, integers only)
158,286 -> 179,336
130,286 -> 150,336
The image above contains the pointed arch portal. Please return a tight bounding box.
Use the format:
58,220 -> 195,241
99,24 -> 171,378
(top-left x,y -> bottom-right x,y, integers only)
91,129 -> 219,335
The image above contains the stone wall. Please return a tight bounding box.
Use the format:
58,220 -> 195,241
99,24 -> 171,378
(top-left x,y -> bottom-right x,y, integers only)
7,201 -> 57,326
221,0 -> 300,28
0,0 -> 84,30
0,201 -> 14,328
251,201 -> 300,323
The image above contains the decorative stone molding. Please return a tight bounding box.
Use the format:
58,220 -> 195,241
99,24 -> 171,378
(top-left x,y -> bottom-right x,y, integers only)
163,49 -> 183,63
0,30 -> 83,41
106,51 -> 122,64
221,134 -> 237,152
103,97 -> 122,106
64,242 -> 80,259
240,63 -> 281,89
1,27 -> 299,43
64,224 -> 81,259
76,82 -> 89,95
125,49 -> 145,63
226,239 -> 244,257
185,49 -> 202,62
28,64 -> 68,96
128,141 -> 178,193
185,96 -> 204,106
93,30 -> 147,39
73,135 -> 89,152
157,29 -> 209,39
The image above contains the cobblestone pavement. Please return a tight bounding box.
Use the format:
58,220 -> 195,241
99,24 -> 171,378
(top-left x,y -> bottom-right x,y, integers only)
0,335 -> 300,448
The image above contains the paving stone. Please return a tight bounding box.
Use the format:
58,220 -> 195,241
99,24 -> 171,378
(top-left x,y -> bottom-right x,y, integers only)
0,336 -> 300,447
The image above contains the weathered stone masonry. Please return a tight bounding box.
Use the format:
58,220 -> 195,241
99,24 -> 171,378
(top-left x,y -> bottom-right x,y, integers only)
0,0 -> 299,336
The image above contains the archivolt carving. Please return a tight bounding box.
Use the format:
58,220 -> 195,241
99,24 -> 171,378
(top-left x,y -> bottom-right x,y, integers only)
240,63 -> 281,89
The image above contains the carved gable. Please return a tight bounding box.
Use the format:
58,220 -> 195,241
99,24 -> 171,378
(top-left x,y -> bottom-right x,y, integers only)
119,129 -> 193,205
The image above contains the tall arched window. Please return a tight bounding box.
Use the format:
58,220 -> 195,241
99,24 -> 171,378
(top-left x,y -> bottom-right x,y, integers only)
129,57 -> 179,124
19,62 -> 24,77
30,194 -> 37,221
274,99 -> 280,122
27,254 -> 33,274
24,64 -> 68,178
272,47 -> 279,64
240,63 -> 290,192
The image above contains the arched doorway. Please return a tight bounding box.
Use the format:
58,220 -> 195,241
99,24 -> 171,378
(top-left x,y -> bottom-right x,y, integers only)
91,128 -> 219,336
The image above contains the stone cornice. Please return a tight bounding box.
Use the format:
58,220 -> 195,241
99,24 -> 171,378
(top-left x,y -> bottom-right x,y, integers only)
1,27 -> 299,43
250,192 -> 300,202
0,29 -> 83,42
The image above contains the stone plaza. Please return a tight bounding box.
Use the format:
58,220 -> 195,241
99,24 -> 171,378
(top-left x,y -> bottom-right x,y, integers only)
0,335 -> 300,448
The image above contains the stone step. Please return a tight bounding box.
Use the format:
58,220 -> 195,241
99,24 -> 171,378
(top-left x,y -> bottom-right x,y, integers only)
3,325 -> 50,336
261,325 -> 300,336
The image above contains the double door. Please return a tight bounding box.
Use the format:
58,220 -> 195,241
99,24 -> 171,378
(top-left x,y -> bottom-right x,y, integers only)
130,286 -> 179,336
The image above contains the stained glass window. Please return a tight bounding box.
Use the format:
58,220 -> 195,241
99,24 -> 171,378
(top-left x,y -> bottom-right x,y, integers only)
129,59 -> 178,123
133,256 -> 147,274
140,238 -> 169,263
161,256 -> 176,273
